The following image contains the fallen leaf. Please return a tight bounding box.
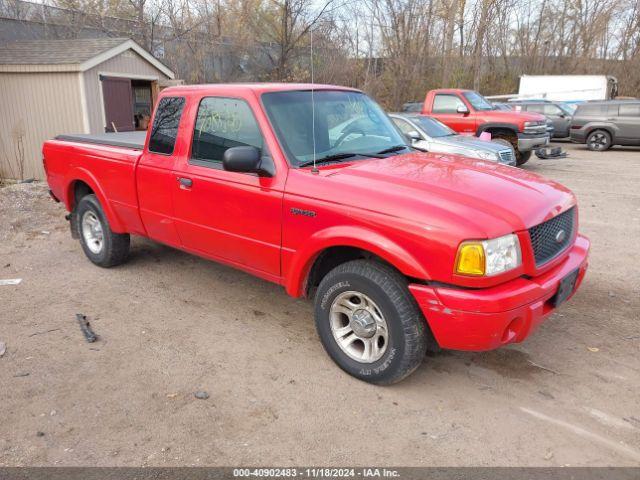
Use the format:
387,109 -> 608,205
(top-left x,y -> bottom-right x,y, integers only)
166,393 -> 178,399
587,347 -> 600,352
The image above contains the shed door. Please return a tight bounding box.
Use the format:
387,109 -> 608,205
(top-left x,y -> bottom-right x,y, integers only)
101,76 -> 134,132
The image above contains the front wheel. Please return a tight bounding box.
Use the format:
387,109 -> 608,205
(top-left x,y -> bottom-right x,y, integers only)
75,194 -> 130,267
492,134 -> 530,166
515,149 -> 532,166
314,260 -> 428,385
586,130 -> 612,151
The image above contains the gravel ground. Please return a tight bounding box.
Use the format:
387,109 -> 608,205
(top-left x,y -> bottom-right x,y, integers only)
0,142 -> 639,467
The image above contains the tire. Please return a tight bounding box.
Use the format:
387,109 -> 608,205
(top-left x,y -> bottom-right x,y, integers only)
75,194 -> 130,267
516,149 -> 532,166
314,260 -> 428,385
492,133 -> 530,166
586,130 -> 612,151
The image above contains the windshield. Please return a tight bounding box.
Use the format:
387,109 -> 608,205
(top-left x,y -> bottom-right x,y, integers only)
463,91 -> 494,111
261,90 -> 408,166
558,103 -> 576,115
411,116 -> 456,138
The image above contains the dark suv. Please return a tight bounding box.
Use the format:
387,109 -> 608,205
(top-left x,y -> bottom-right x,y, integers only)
511,101 -> 574,138
570,101 -> 640,151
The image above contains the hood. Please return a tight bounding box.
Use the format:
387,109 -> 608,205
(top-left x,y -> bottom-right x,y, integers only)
306,152 -> 575,239
483,109 -> 546,123
432,134 -> 508,153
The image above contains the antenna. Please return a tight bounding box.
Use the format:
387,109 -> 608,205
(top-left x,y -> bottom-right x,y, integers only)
310,26 -> 318,174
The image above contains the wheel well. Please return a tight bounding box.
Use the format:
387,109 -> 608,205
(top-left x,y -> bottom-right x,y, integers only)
586,127 -> 613,139
305,246 -> 400,297
485,127 -> 517,139
72,181 -> 94,208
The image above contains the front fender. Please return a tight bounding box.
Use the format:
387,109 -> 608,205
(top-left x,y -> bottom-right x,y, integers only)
63,167 -> 126,233
476,123 -> 519,136
284,225 -> 431,297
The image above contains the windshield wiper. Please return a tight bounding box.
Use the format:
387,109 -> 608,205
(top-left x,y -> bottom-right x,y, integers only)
376,145 -> 409,155
298,152 -> 360,168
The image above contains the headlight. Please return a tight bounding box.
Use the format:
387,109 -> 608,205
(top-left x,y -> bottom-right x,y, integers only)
455,234 -> 522,276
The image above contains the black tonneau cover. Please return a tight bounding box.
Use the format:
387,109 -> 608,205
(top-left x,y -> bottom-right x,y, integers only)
55,131 -> 146,150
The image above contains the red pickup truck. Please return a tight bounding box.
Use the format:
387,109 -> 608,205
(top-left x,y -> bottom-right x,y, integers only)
44,83 -> 589,384
422,89 -> 550,165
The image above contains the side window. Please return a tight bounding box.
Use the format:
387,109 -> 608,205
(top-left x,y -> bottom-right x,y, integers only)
543,104 -> 562,116
148,97 -> 185,155
526,104 -> 545,113
392,118 -> 415,135
618,104 -> 640,117
191,97 -> 262,166
577,104 -> 604,116
432,94 -> 466,114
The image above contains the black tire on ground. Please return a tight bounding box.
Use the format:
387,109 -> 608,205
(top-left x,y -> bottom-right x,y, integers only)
75,194 -> 130,267
586,130 -> 612,151
516,149 -> 532,166
314,259 -> 429,385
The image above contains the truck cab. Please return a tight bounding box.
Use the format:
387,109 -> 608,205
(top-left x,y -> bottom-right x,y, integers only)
422,89 -> 549,165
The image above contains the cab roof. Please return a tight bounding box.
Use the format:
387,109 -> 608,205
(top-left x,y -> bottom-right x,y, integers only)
162,83 -> 362,96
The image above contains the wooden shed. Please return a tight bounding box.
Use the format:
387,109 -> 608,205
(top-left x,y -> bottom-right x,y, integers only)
0,38 -> 176,180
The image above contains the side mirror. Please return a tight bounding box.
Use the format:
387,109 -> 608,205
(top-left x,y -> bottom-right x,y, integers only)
223,146 -> 271,176
456,105 -> 469,115
406,130 -> 422,143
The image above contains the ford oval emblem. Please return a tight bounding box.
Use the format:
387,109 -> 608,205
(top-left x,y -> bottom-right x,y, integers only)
555,230 -> 566,243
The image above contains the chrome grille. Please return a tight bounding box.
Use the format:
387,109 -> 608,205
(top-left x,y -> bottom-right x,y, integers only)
498,149 -> 515,164
528,208 -> 575,266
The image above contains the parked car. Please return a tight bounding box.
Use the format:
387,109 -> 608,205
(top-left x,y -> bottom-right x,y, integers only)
421,89 -> 549,165
43,83 -> 589,385
570,101 -> 640,151
544,118 -> 556,137
389,113 -> 516,166
510,100 -> 573,138
492,102 -> 513,111
401,102 -> 422,113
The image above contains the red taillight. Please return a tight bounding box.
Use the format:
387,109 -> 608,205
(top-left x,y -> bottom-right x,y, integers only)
570,125 -> 582,129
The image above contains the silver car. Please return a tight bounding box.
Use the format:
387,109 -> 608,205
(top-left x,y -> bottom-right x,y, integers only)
390,113 -> 517,166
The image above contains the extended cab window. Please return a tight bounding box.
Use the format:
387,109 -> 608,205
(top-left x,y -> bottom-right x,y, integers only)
191,97 -> 263,166
433,94 -> 466,113
148,97 -> 185,155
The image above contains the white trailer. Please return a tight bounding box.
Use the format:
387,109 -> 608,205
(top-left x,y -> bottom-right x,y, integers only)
517,75 -> 618,102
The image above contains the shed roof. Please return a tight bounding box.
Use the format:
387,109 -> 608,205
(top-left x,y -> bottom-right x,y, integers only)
0,37 -> 175,78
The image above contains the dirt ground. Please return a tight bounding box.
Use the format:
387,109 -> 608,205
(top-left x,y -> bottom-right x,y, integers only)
1,142 -> 639,467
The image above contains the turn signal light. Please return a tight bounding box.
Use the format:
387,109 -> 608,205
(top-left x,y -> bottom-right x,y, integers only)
455,242 -> 485,276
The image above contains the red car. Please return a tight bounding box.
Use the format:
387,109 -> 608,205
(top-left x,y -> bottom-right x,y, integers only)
422,89 -> 550,165
43,83 -> 589,384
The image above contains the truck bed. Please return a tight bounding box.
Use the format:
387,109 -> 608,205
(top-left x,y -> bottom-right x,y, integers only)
55,131 -> 146,150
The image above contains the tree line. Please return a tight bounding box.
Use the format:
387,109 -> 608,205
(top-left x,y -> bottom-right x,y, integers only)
6,0 -> 640,108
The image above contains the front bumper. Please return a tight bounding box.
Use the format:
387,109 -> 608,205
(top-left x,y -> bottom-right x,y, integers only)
409,234 -> 590,351
517,133 -> 550,151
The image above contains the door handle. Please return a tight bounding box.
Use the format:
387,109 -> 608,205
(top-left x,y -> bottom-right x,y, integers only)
177,177 -> 193,188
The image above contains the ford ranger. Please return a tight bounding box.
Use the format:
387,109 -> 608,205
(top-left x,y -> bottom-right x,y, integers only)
421,89 -> 550,165
43,83 -> 589,384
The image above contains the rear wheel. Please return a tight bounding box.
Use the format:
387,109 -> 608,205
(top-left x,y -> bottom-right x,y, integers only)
314,260 -> 428,385
586,130 -> 612,151
76,194 -> 130,267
